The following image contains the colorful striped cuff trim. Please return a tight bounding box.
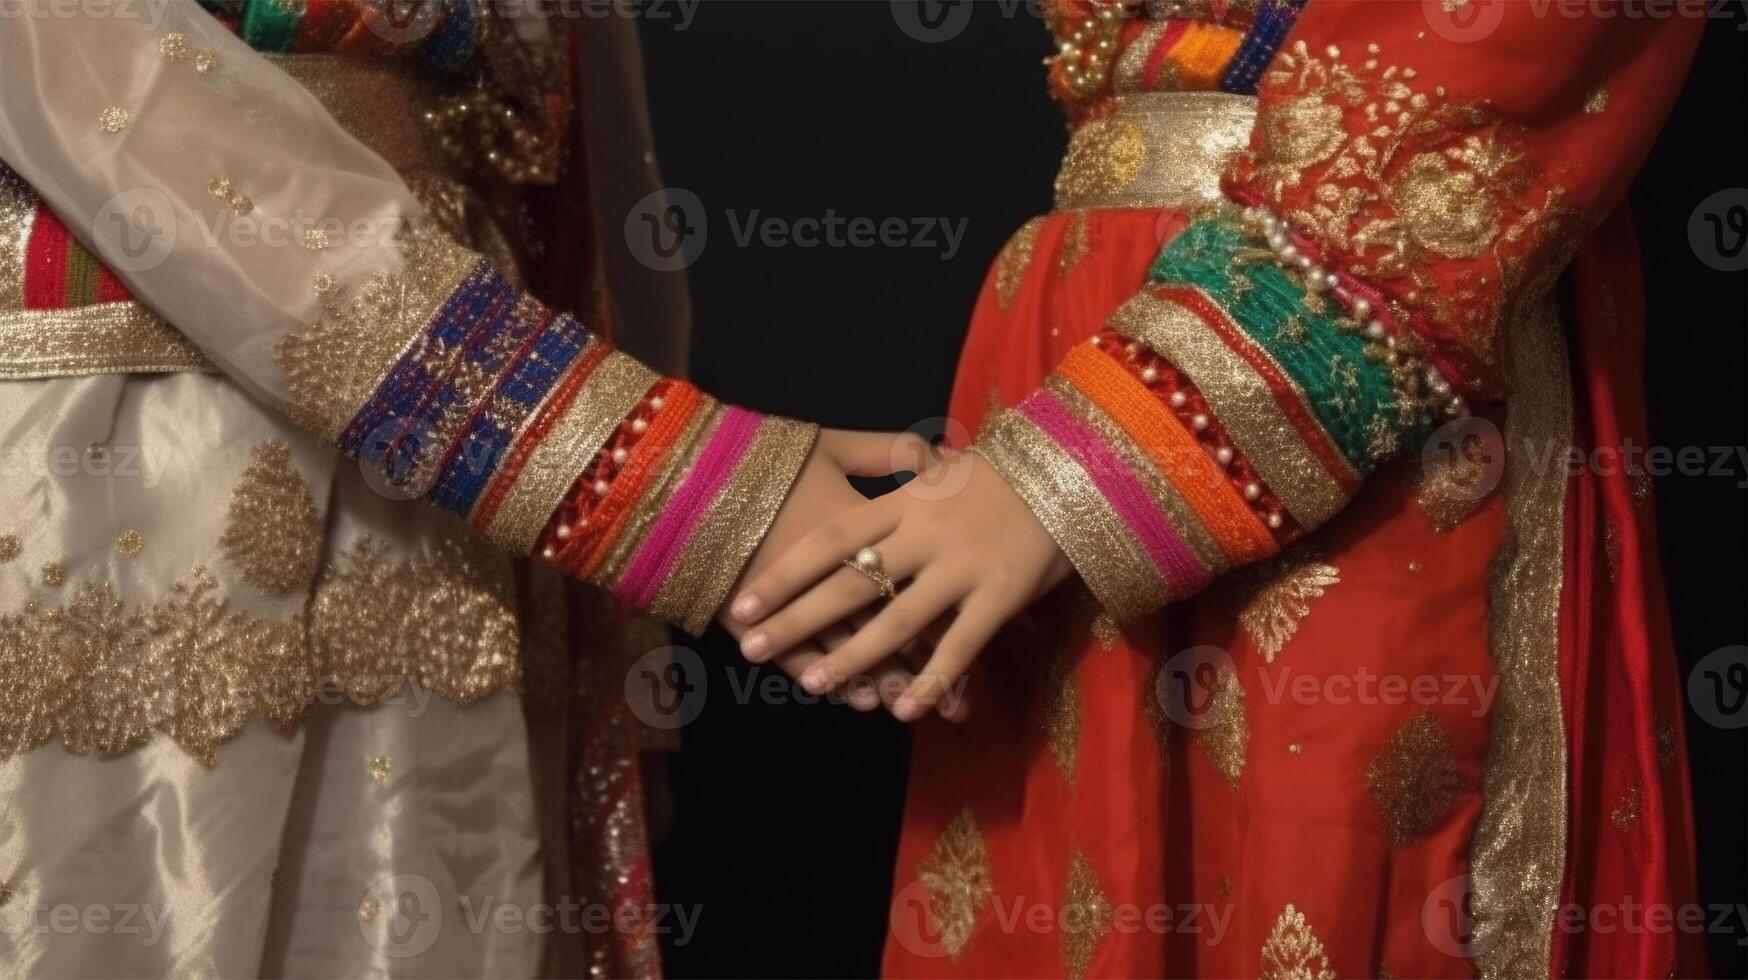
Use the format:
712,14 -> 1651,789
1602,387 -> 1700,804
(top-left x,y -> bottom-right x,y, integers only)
1018,388 -> 1212,596
616,406 -> 763,609
975,408 -> 1168,622
1042,374 -> 1230,578
1157,284 -> 1362,493
648,416 -> 819,635
1148,218 -> 1398,470
482,350 -> 658,556
1109,290 -> 1350,528
1054,341 -> 1278,563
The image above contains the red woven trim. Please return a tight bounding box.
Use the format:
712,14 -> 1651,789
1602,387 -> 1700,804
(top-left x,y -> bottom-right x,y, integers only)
1095,330 -> 1303,548
1155,283 -> 1363,495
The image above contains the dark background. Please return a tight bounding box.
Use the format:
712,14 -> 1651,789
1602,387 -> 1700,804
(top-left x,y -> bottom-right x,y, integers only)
636,5 -> 1748,977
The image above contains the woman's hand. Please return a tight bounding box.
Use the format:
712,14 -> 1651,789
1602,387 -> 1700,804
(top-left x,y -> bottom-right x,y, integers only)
731,450 -> 1071,721
717,428 -> 968,719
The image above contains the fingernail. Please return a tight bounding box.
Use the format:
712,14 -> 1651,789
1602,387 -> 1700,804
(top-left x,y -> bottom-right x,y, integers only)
800,668 -> 830,694
732,594 -> 763,622
893,696 -> 922,722
740,632 -> 770,661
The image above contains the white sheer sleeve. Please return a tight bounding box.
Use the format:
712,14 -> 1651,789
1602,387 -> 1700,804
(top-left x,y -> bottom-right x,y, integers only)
0,4 -> 816,634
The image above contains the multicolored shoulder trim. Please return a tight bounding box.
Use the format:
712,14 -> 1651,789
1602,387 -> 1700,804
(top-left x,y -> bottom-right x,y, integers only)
276,227 -> 816,635
974,211 -> 1452,621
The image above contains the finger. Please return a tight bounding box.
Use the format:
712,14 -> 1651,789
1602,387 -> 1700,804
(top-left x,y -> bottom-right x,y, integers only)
866,659 -> 918,713
893,590 -> 1013,722
822,428 -> 937,478
742,538 -> 921,664
797,569 -> 966,696
731,500 -> 901,626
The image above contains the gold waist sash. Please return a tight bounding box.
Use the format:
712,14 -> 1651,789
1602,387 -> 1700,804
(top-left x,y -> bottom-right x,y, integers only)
0,55 -> 449,381
1052,91 -> 1257,212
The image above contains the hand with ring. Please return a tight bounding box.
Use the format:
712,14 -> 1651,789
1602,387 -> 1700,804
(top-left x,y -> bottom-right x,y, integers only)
732,448 -> 1072,721
717,428 -> 967,719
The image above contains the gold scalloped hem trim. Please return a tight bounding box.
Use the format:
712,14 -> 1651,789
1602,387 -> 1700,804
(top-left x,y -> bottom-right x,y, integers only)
0,303 -> 214,379
0,535 -> 522,767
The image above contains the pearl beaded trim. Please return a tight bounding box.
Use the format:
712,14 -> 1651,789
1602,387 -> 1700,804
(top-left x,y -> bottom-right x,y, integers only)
1238,205 -> 1470,422
1091,331 -> 1301,541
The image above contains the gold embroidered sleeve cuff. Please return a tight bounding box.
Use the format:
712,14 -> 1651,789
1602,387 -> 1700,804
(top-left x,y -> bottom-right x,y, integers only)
974,214 -> 1451,621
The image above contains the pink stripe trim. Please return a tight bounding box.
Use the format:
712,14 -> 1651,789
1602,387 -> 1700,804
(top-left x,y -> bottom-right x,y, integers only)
1018,391 -> 1210,596
615,406 -> 762,608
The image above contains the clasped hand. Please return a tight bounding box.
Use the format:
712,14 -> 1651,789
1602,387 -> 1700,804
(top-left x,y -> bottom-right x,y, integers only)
717,429 -> 1071,722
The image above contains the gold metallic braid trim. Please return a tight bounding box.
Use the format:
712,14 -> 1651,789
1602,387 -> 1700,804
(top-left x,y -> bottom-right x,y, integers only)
1471,297 -> 1570,978
595,402 -> 723,587
479,349 -> 659,556
649,416 -> 819,635
1043,374 -> 1229,575
1054,92 -> 1257,212
274,224 -> 482,443
0,303 -> 214,379
1109,290 -> 1349,528
973,409 -> 1166,622
0,535 -> 520,767
0,165 -> 31,310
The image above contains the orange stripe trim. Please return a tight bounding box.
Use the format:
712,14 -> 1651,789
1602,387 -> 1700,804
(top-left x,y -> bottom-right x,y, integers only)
569,382 -> 706,580
1057,342 -> 1277,563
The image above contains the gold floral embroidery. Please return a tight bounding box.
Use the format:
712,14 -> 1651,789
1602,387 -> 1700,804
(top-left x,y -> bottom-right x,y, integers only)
916,807 -> 993,963
1655,713 -> 1679,769
99,107 -> 131,135
1235,546 -> 1340,663
220,442 -> 324,596
995,217 -> 1047,310
1367,711 -> 1465,845
275,224 -> 480,442
1259,904 -> 1335,980
1237,41 -> 1572,388
358,896 -> 380,923
1416,451 -> 1493,533
1583,85 -> 1609,115
115,529 -> 144,558
39,561 -> 63,587
367,753 -> 394,784
86,442 -> 106,460
1609,785 -> 1642,832
1054,116 -> 1147,205
1062,851 -> 1114,980
0,164 -> 32,309
0,536 -> 520,766
1194,665 -> 1247,789
0,535 -> 18,564
1059,210 -> 1092,277
1040,642 -> 1081,783
208,175 -> 254,217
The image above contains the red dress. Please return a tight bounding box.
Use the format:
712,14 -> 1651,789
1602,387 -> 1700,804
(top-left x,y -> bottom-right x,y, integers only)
884,3 -> 1704,977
